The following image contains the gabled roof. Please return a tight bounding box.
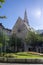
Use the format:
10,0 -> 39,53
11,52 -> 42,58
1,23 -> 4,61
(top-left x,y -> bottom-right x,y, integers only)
5,28 -> 11,32
0,23 -> 11,32
0,23 -> 4,29
16,17 -> 23,23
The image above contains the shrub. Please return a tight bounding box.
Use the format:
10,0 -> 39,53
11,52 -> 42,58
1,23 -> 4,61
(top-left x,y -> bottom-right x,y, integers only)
4,53 -> 17,58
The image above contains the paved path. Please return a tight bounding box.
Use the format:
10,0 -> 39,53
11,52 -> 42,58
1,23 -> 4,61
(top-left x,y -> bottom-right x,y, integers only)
0,63 -> 43,65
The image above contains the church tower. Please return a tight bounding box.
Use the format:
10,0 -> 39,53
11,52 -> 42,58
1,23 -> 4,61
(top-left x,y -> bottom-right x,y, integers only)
24,10 -> 29,25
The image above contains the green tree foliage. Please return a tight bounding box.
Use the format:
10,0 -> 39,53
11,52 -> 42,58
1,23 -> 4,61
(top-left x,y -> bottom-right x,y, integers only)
9,34 -> 16,47
0,0 -> 5,8
25,31 -> 43,47
0,31 -> 3,46
0,31 -> 5,53
0,30 -> 9,53
9,34 -> 23,52
0,0 -> 6,19
25,31 -> 37,45
0,0 -> 5,2
37,34 -> 43,46
3,32 -> 9,52
0,16 -> 6,19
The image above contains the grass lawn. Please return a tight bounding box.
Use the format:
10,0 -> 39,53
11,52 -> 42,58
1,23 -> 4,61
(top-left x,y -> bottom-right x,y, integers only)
4,52 -> 43,59
15,52 -> 43,59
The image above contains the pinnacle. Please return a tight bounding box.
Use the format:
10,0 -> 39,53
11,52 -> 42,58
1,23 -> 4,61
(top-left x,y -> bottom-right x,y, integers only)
24,10 -> 29,25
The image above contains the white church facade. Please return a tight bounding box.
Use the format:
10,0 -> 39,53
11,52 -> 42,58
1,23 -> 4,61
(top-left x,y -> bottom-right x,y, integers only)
12,10 -> 35,39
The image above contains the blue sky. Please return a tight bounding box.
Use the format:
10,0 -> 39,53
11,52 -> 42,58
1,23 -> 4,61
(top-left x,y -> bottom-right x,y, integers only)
0,0 -> 43,30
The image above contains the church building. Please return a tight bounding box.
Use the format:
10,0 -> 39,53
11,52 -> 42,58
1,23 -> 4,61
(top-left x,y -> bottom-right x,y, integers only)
0,10 -> 43,53
12,10 -> 35,39
11,10 -> 43,52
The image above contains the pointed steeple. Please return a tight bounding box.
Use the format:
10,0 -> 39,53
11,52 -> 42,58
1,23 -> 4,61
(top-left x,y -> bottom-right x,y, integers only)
24,10 -> 29,25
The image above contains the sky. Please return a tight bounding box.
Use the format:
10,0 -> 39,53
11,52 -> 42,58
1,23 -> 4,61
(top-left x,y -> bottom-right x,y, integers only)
0,0 -> 43,30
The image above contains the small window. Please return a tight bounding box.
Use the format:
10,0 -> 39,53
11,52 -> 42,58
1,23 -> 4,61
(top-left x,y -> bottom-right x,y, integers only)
18,29 -> 21,32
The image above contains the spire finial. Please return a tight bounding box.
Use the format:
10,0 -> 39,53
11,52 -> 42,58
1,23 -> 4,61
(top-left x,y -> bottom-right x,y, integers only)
24,10 -> 29,25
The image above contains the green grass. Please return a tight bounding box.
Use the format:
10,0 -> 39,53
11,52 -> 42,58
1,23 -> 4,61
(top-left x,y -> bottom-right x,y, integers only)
15,52 -> 43,59
1,52 -> 43,59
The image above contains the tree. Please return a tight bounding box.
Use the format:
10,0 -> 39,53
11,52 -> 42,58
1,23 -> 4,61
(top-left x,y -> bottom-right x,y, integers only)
0,0 -> 5,2
0,30 -> 9,53
9,34 -> 23,52
0,31 -> 3,53
36,34 -> 43,46
25,31 -> 43,50
0,0 -> 5,8
25,31 -> 37,45
17,38 -> 23,52
9,34 -> 17,52
3,32 -> 9,53
0,16 -> 6,19
0,0 -> 6,19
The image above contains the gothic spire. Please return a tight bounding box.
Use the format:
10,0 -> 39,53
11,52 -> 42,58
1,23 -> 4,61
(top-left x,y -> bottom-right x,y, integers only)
24,10 -> 29,25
